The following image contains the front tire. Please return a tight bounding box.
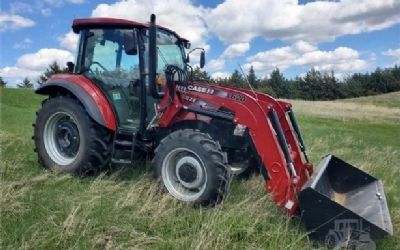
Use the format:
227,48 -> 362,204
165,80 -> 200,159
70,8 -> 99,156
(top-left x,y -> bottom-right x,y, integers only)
33,96 -> 113,175
152,129 -> 231,206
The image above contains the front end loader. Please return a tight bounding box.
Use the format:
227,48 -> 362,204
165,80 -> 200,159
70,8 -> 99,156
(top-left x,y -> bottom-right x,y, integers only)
33,14 -> 393,245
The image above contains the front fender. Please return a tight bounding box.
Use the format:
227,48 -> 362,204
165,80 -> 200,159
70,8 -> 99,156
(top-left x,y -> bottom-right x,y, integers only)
36,74 -> 117,131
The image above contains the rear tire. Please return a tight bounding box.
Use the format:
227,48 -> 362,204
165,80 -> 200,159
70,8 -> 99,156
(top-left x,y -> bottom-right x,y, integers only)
33,96 -> 113,175
152,129 -> 231,206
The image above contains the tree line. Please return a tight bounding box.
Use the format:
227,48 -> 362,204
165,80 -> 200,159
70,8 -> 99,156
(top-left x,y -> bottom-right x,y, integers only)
193,65 -> 400,100
2,61 -> 400,101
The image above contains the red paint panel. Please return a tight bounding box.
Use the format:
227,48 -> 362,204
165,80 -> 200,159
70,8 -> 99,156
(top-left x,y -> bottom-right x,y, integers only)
50,74 -> 117,131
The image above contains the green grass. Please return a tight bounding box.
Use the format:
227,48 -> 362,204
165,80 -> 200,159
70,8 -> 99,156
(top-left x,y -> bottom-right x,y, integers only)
342,91 -> 400,108
1,88 -> 399,249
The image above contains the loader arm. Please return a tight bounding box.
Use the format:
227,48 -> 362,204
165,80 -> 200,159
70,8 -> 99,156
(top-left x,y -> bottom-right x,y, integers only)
157,82 -> 312,214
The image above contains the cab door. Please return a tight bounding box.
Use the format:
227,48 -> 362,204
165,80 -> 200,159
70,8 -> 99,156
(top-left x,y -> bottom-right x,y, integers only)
82,28 -> 141,129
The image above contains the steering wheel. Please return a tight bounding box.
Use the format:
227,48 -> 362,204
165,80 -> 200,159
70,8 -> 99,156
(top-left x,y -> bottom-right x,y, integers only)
89,61 -> 109,72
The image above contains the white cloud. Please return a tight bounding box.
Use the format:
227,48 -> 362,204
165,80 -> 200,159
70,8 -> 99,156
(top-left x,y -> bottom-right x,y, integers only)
17,48 -> 74,70
58,31 -> 79,52
383,48 -> 400,58
293,40 -> 317,53
245,41 -> 369,77
207,0 -> 400,44
205,42 -> 250,74
1,48 -> 74,87
0,67 -> 42,87
383,48 -> 400,65
206,58 -> 226,72
221,43 -> 250,58
0,66 -> 42,78
0,13 -> 35,31
13,38 -> 33,49
91,0 -> 208,49
211,71 -> 230,79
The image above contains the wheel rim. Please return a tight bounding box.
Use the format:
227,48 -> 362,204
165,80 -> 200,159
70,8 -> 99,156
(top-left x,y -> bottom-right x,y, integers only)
162,148 -> 207,202
43,112 -> 80,166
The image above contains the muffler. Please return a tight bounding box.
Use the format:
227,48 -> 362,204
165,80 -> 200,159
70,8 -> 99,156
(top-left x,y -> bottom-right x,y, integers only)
299,155 -> 392,247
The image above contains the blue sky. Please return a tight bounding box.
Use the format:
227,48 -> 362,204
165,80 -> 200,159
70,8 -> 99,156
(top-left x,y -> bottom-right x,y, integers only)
1,0 -> 400,87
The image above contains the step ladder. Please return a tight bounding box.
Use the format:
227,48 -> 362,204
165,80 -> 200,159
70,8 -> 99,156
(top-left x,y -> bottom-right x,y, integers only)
111,128 -> 136,165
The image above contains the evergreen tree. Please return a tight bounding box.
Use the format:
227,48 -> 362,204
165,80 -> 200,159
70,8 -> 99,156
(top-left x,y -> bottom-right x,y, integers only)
257,76 -> 276,96
213,76 -> 230,86
0,76 -> 7,88
343,73 -> 368,97
320,71 -> 344,100
269,68 -> 287,98
248,66 -> 258,88
392,65 -> 400,80
37,61 -> 65,86
192,66 -> 211,81
17,77 -> 33,88
303,68 -> 325,100
229,69 -> 246,88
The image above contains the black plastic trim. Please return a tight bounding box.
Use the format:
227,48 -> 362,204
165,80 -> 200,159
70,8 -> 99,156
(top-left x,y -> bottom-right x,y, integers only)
288,109 -> 309,162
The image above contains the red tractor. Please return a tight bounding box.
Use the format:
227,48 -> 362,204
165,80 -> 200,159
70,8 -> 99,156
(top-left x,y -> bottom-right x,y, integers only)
33,14 -> 392,243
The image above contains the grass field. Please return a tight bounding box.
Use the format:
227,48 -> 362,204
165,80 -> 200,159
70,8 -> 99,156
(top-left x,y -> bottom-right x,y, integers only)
1,88 -> 399,249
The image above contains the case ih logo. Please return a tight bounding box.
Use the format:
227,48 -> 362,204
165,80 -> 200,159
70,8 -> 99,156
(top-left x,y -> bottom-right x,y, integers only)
187,85 -> 215,94
176,84 -> 215,94
325,219 -> 375,250
177,84 -> 246,102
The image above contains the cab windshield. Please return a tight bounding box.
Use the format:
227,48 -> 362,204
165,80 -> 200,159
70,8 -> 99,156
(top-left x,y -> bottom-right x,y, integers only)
156,29 -> 185,74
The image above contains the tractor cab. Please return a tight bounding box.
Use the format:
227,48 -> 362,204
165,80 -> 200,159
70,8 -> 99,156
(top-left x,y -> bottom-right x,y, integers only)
72,18 -> 191,131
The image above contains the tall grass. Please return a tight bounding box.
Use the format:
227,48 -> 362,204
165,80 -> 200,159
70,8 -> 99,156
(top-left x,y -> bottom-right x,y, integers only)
1,88 -> 398,249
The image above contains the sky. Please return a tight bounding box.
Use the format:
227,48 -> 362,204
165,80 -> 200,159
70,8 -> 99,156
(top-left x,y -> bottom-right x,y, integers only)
1,0 -> 400,87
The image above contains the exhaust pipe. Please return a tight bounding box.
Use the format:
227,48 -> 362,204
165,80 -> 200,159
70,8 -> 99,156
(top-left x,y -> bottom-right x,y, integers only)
148,14 -> 162,99
299,155 -> 392,245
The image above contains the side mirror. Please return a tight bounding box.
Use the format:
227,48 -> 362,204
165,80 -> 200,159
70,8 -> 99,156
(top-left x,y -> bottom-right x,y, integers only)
123,31 -> 138,55
200,51 -> 205,68
184,41 -> 191,49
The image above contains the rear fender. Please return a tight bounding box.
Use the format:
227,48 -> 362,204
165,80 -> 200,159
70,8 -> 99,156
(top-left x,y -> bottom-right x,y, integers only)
35,74 -> 117,131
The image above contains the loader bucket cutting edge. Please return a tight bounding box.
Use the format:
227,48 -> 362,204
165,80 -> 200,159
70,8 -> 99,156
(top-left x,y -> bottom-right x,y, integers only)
298,155 -> 393,243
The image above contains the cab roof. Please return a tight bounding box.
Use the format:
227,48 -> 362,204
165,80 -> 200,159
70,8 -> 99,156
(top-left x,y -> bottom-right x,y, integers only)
72,17 -> 188,42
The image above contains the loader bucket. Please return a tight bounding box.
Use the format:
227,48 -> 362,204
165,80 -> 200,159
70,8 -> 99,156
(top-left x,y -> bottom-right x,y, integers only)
299,155 -> 393,244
